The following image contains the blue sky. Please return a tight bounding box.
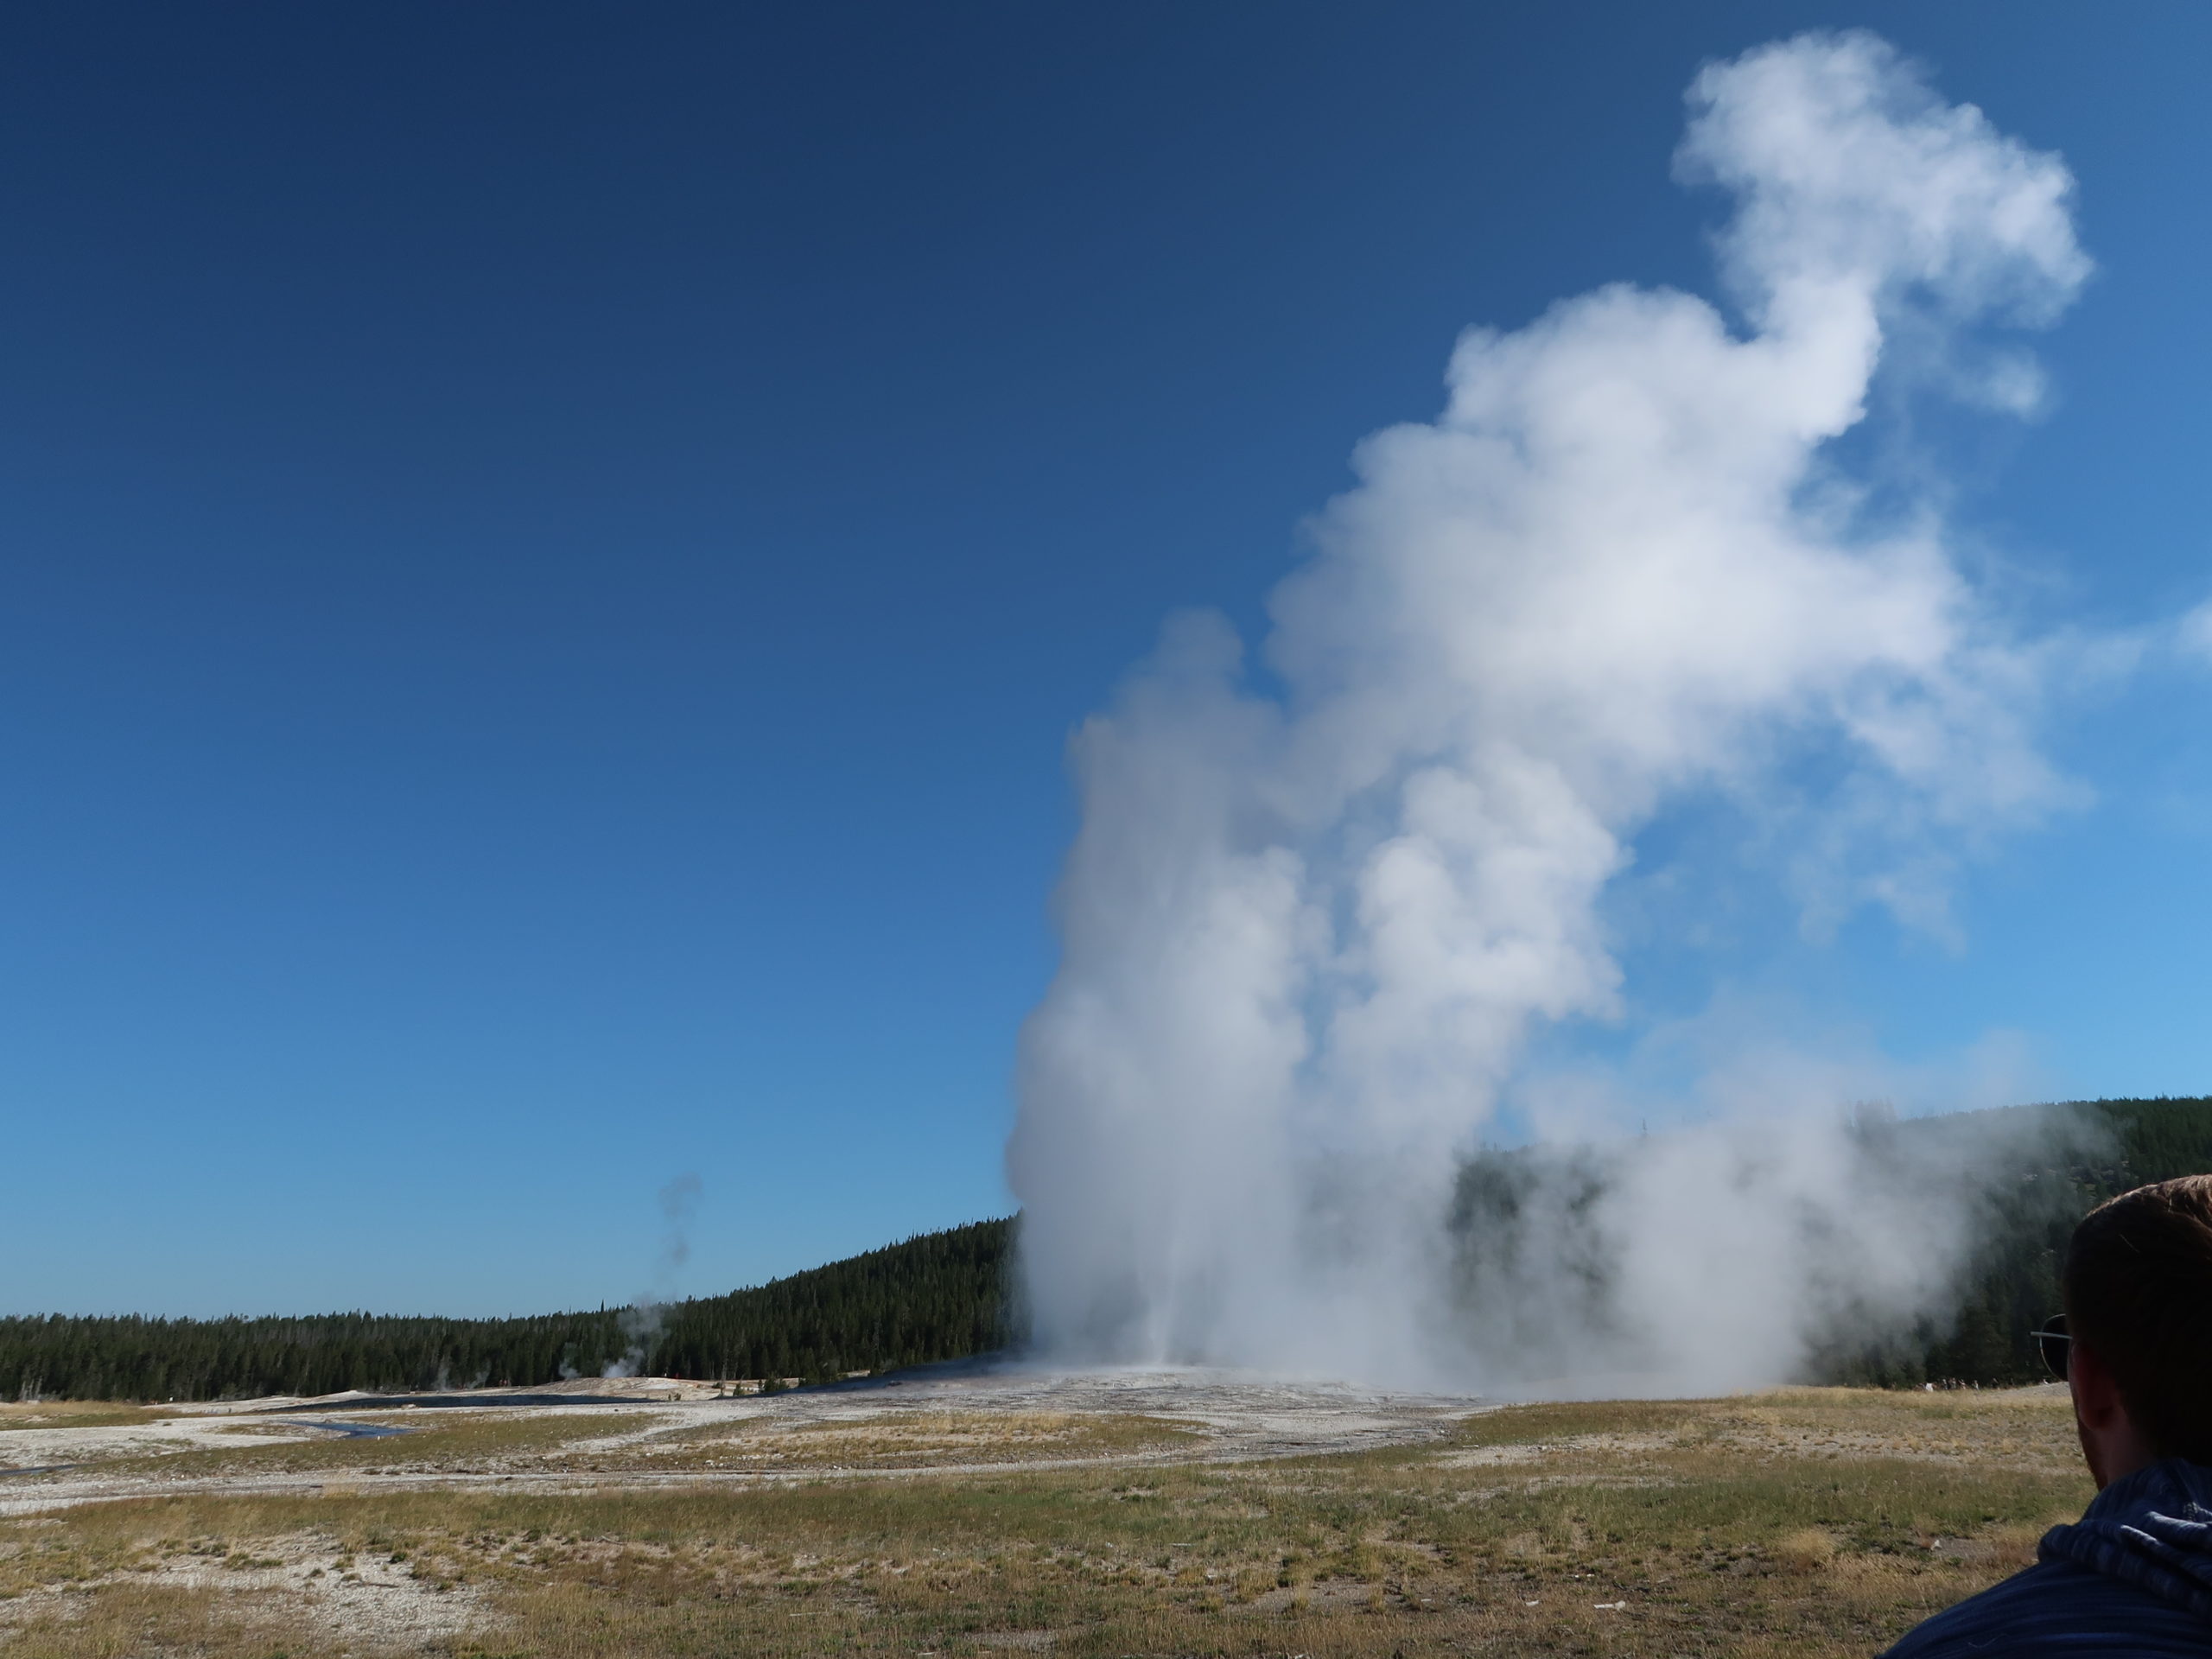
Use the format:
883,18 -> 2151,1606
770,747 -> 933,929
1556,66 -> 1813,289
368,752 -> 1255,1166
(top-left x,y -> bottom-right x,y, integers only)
5,2 -> 2210,1319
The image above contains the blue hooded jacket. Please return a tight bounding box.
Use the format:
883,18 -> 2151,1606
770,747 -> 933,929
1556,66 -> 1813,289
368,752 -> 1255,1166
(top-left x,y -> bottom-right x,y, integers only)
1882,1459 -> 2212,1656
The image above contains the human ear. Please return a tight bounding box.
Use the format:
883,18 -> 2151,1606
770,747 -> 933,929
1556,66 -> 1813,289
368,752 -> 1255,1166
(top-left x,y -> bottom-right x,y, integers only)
2071,1341 -> 2126,1431
2071,1341 -> 2157,1489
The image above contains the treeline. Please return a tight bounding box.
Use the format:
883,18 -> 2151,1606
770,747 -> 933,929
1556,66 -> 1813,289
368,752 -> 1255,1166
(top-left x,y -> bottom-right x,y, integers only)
1447,1096 -> 2212,1392
1,1217 -> 1016,1402
651,1217 -> 1015,1385
16,1100 -> 2211,1402
1844,1097 -> 2212,1388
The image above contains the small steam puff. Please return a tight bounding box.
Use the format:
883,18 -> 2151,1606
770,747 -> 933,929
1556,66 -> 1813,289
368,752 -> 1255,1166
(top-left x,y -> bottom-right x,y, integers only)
603,1173 -> 702,1380
1007,33 -> 2106,1392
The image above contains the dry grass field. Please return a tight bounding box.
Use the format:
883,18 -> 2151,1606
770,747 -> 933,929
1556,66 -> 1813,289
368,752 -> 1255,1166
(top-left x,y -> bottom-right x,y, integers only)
0,1373 -> 2091,1658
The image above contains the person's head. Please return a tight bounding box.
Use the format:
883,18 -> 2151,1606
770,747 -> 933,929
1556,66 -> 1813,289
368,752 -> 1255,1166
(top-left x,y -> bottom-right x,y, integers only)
2062,1174 -> 2212,1484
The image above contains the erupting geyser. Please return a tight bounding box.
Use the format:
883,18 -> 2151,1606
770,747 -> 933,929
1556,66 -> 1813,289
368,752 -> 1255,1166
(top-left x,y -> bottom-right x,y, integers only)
1006,33 -> 2105,1393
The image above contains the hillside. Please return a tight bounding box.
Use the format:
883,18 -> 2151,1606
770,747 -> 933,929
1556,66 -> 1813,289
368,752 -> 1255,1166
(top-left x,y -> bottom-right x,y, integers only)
10,1096 -> 2211,1402
1448,1096 -> 2212,1390
0,1217 -> 1014,1402
1881,1096 -> 2212,1385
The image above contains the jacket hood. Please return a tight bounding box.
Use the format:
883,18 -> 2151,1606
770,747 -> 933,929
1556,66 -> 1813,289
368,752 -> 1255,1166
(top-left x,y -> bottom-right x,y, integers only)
2041,1459 -> 2212,1623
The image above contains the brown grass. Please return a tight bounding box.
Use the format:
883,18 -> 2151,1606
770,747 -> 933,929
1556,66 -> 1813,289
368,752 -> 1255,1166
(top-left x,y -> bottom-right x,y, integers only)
0,1386 -> 2092,1657
0,1402 -> 178,1432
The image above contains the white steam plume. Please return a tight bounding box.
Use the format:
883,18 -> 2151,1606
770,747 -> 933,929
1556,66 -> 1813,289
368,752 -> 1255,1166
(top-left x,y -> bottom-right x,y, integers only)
1005,33 -> 2097,1390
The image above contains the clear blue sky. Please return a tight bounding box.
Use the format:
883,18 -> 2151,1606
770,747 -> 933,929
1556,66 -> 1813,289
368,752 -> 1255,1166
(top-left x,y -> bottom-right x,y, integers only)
5,2 -> 2209,1319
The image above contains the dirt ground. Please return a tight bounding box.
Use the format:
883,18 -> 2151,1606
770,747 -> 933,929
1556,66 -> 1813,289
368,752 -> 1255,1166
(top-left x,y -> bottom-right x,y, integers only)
0,1365 -> 2093,1657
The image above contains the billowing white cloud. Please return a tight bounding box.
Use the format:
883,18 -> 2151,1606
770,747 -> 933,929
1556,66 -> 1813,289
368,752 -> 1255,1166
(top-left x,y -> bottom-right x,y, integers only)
1006,33 -> 2099,1389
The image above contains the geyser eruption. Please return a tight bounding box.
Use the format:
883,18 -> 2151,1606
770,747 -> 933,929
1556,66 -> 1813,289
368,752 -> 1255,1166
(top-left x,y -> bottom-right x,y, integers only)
1005,33 -> 2096,1391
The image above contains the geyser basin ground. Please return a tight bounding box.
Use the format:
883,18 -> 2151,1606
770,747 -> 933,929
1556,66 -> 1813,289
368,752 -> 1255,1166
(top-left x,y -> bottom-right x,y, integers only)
0,1364 -> 1482,1516
0,1368 -> 2085,1657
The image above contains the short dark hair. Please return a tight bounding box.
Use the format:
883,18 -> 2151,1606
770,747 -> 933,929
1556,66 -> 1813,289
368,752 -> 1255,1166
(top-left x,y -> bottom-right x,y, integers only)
2063,1175 -> 2212,1465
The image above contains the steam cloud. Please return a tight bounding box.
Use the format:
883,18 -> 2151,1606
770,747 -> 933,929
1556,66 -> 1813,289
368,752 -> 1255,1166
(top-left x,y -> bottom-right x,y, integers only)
602,1173 -> 702,1380
1006,34 -> 2100,1392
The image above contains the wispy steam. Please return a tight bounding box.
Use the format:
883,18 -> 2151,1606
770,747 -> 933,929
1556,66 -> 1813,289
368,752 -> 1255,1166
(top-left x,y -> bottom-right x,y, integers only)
604,1173 -> 702,1380
1006,34 -> 2102,1390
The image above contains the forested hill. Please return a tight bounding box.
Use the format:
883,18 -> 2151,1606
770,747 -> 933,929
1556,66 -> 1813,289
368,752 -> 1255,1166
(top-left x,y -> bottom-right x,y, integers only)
14,1096 -> 2211,1402
1879,1096 -> 2212,1387
1449,1096 -> 2212,1391
1,1217 -> 1015,1402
